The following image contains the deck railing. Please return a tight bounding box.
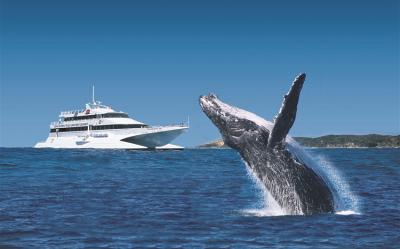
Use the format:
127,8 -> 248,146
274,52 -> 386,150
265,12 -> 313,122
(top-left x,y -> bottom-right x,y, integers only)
60,110 -> 85,116
50,121 -> 188,129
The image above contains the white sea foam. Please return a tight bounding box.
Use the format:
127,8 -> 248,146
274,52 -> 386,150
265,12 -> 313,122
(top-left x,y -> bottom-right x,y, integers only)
336,210 -> 361,215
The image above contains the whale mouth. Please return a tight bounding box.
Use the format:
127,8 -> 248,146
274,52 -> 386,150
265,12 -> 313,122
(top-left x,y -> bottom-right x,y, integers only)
199,94 -> 225,126
199,95 -> 209,111
199,94 -> 218,113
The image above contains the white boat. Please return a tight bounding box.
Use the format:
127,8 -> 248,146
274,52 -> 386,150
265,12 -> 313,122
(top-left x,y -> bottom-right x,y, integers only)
34,87 -> 188,149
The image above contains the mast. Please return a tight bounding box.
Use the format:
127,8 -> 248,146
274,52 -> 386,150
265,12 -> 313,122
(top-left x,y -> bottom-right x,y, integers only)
92,85 -> 95,104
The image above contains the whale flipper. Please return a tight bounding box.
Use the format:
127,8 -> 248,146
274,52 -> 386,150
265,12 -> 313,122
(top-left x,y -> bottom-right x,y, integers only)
199,73 -> 334,215
267,73 -> 306,149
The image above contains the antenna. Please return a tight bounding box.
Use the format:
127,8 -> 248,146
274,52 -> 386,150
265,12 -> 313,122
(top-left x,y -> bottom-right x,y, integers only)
92,85 -> 95,104
187,115 -> 190,128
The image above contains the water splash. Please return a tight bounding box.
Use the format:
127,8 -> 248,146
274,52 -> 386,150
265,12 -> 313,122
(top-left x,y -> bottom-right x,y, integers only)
312,154 -> 361,214
241,161 -> 288,217
286,137 -> 361,215
336,210 -> 361,215
242,137 -> 361,216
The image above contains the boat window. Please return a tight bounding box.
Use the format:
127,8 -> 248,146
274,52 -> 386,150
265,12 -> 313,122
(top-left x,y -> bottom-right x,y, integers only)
101,113 -> 129,118
50,124 -> 148,133
64,115 -> 97,121
63,113 -> 129,121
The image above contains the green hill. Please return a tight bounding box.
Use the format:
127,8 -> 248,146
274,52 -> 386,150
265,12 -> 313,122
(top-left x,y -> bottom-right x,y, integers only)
293,134 -> 400,148
199,134 -> 400,148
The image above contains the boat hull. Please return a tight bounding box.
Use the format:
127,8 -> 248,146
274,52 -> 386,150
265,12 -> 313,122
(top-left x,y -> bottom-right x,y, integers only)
34,126 -> 187,149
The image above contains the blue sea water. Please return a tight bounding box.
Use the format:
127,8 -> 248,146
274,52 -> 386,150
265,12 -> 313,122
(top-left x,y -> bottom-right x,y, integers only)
0,148 -> 399,248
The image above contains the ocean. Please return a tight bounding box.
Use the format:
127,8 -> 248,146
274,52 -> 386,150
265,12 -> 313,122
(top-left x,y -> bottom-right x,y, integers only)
0,148 -> 399,248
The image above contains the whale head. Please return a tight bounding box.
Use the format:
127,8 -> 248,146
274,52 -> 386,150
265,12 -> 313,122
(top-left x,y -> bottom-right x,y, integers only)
199,94 -> 272,151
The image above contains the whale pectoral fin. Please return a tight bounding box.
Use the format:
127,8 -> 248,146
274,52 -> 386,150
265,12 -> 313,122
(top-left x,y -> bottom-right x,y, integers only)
267,73 -> 306,149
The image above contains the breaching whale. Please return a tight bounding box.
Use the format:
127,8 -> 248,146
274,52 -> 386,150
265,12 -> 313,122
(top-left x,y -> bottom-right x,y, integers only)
199,73 -> 334,215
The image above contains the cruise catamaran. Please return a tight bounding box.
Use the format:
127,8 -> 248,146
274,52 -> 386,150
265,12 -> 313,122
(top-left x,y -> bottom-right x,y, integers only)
35,87 -> 188,149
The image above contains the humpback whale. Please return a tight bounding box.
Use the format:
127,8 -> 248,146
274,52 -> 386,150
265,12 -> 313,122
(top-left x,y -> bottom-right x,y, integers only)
199,73 -> 334,215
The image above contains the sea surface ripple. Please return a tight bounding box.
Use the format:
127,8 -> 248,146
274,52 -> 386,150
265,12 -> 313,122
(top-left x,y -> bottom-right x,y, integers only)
0,148 -> 399,248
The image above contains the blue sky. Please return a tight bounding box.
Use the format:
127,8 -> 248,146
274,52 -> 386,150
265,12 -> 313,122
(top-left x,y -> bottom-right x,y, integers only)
1,0 -> 399,147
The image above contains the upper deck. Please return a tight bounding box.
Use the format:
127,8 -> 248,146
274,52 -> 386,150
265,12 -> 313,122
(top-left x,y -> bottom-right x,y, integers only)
53,102 -> 144,127
53,86 -> 145,128
60,102 -> 115,118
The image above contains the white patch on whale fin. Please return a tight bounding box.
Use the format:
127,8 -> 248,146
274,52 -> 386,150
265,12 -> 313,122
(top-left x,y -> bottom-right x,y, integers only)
268,73 -> 306,149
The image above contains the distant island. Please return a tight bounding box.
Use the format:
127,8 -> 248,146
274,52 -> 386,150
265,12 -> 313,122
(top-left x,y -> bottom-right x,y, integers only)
199,134 -> 400,148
